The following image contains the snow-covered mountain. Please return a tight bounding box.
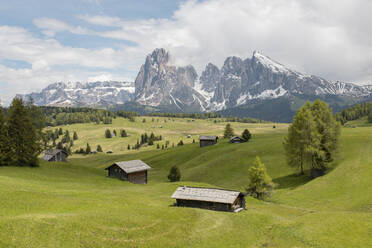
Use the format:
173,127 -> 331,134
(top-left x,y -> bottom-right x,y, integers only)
17,81 -> 134,107
18,48 -> 372,120
135,49 -> 372,112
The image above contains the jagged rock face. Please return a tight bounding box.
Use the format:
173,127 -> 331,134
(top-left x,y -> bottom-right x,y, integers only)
17,81 -> 134,107
134,48 -> 207,111
199,63 -> 220,93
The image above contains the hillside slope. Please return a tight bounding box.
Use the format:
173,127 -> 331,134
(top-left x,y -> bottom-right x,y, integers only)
0,127 -> 371,247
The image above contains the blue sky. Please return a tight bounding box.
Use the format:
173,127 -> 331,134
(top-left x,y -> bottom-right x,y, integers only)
1,0 -> 372,105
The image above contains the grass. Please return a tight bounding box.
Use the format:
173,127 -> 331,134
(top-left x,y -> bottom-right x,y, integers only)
0,120 -> 371,247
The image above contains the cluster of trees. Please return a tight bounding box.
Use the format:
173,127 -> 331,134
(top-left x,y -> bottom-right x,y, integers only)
0,98 -> 44,167
284,100 -> 340,176
223,124 -> 252,142
334,102 -> 372,125
224,116 -> 262,123
44,128 -> 79,155
105,129 -> 128,138
149,112 -> 221,119
140,132 -> 162,146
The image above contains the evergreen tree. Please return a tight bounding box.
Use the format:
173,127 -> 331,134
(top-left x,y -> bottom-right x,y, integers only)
7,98 -> 41,167
242,129 -> 252,142
177,140 -> 184,146
142,118 -> 146,123
85,143 -> 91,154
148,139 -> 154,146
120,129 -> 127,137
70,140 -> 74,147
156,144 -> 160,149
245,157 -> 275,200
73,131 -> 78,140
97,145 -> 103,152
223,123 -> 234,138
0,108 -> 10,166
105,129 -> 112,138
113,129 -> 117,137
167,166 -> 181,182
58,128 -> 63,135
127,144 -> 131,150
57,142 -> 63,150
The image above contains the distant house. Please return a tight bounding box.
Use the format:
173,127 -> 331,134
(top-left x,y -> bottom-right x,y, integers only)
199,135 -> 218,147
42,149 -> 68,162
105,160 -> 151,184
230,136 -> 246,143
171,186 -> 245,212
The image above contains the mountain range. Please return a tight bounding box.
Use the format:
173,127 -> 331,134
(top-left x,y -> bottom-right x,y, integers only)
18,48 -> 372,122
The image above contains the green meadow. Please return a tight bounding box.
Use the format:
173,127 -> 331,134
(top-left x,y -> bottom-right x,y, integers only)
0,118 -> 371,247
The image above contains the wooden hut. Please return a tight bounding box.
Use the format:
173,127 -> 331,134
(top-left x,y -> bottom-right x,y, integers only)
230,136 -> 246,143
42,149 -> 68,162
105,160 -> 151,184
171,186 -> 245,212
198,135 -> 218,147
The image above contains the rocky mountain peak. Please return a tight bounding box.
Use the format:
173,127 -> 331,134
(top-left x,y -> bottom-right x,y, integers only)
147,48 -> 169,65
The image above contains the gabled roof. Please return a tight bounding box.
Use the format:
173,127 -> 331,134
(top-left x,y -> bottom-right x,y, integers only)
230,136 -> 245,141
171,186 -> 243,204
199,135 -> 218,141
105,160 -> 151,173
42,149 -> 68,161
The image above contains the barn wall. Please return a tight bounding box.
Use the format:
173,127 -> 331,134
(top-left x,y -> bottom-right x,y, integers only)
200,140 -> 217,147
128,171 -> 147,184
176,199 -> 232,211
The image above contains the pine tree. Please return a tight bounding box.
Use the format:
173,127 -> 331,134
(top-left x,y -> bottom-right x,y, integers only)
7,98 -> 41,167
223,123 -> 234,138
127,144 -> 131,150
105,129 -> 112,138
70,140 -> 74,147
177,140 -> 184,146
73,131 -> 78,140
0,108 -> 10,166
167,166 -> 181,182
148,140 -> 154,146
242,129 -> 251,142
58,128 -> 63,135
121,129 -> 127,137
245,157 -> 275,200
97,145 -> 103,152
85,143 -> 91,154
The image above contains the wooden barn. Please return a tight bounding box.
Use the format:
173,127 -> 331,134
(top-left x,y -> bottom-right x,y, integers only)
230,136 -> 246,143
42,149 -> 68,162
105,160 -> 151,184
171,186 -> 245,212
199,135 -> 218,147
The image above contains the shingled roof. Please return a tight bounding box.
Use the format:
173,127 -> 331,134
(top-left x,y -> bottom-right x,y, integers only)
105,160 -> 151,173
171,186 -> 243,204
42,149 -> 67,161
198,135 -> 218,141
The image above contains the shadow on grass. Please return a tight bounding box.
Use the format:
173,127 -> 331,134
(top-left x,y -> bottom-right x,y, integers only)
273,171 -> 312,190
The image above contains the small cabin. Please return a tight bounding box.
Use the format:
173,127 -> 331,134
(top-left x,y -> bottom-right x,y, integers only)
105,160 -> 151,184
42,149 -> 68,162
171,186 -> 245,212
230,136 -> 246,143
199,135 -> 218,147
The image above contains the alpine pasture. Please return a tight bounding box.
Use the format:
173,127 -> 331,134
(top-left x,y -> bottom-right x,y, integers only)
0,117 -> 371,247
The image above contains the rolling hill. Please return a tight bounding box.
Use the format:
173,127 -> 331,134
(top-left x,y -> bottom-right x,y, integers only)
0,120 -> 371,247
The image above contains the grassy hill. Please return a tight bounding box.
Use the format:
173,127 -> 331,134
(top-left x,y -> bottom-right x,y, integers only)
0,121 -> 371,247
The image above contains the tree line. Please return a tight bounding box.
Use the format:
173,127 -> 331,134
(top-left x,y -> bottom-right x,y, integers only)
334,102 -> 372,125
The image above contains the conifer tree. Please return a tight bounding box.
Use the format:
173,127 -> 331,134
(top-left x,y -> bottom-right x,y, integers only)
127,144 -> 130,150
105,129 -> 112,138
113,129 -> 117,137
242,129 -> 252,142
0,108 -> 10,166
177,140 -> 184,146
73,131 -> 78,140
223,123 -> 234,138
7,98 -> 41,167
85,143 -> 91,154
58,128 -> 63,135
284,102 -> 321,174
246,157 -> 275,200
167,166 -> 181,182
97,145 -> 103,152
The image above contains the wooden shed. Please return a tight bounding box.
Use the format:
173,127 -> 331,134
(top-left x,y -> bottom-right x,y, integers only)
42,149 -> 68,162
105,160 -> 151,184
199,135 -> 218,147
171,186 -> 245,212
230,136 -> 246,143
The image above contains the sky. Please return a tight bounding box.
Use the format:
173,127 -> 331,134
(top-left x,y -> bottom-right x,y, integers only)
1,0 -> 372,105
